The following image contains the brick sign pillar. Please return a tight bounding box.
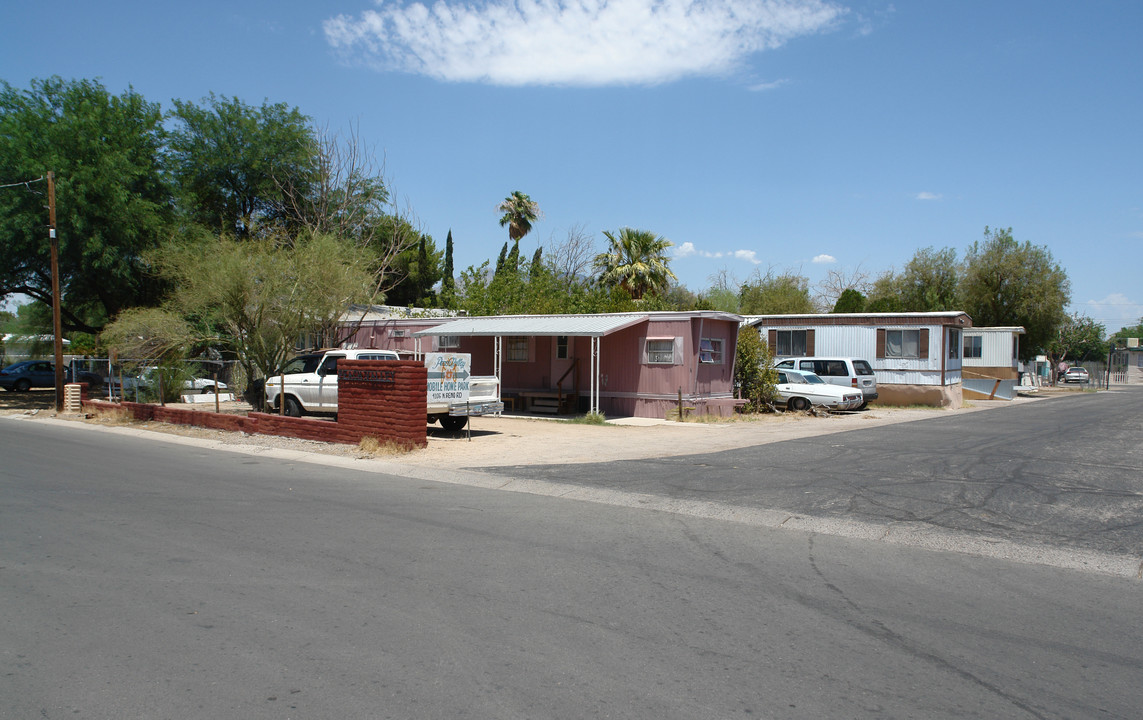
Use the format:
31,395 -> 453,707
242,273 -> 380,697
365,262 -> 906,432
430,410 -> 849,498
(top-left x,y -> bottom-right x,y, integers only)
337,360 -> 427,448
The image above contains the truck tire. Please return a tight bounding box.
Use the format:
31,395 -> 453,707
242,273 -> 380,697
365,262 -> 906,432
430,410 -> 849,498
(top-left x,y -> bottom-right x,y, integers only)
439,415 -> 468,432
283,396 -> 303,417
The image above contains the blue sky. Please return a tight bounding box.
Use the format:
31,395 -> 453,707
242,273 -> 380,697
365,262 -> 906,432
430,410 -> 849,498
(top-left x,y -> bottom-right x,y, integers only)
2,0 -> 1141,331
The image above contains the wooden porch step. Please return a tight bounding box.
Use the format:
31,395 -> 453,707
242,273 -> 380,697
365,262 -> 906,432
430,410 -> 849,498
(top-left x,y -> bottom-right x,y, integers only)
529,396 -> 560,414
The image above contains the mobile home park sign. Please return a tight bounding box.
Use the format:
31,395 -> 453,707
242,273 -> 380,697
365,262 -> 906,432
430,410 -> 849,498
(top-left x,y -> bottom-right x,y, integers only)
425,353 -> 471,405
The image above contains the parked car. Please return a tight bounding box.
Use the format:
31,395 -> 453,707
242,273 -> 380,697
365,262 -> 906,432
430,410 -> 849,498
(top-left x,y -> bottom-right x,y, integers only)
1063,366 -> 1090,384
110,367 -> 228,396
774,368 -> 864,411
0,360 -> 103,392
774,357 -> 878,408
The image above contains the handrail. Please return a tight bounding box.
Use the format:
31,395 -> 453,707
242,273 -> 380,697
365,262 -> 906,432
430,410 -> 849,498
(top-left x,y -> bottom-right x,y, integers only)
556,358 -> 580,412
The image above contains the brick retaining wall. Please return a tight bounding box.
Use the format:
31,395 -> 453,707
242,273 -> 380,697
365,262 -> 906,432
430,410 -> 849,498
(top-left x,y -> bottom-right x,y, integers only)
81,360 -> 428,448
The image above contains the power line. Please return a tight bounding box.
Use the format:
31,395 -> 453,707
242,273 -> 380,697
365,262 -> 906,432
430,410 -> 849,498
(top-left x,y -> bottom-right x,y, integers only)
0,176 -> 45,190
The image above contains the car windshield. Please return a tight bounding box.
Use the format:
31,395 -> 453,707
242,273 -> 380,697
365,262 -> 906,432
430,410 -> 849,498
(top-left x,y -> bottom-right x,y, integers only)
282,355 -> 323,374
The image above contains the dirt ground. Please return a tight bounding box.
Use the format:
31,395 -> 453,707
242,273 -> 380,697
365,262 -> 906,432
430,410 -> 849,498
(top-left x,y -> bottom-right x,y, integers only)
0,386 -> 1070,469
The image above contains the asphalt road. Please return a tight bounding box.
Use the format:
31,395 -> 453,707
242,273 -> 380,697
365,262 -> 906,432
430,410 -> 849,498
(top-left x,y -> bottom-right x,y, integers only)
485,387 -> 1143,559
2,413 -> 1141,719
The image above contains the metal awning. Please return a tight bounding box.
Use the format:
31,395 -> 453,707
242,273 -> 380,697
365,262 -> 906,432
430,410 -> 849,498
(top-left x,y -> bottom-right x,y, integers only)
413,314 -> 655,416
413,313 -> 650,338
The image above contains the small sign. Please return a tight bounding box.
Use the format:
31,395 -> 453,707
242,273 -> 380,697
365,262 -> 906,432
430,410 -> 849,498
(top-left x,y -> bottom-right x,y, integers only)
426,353 -> 471,405
340,367 -> 396,384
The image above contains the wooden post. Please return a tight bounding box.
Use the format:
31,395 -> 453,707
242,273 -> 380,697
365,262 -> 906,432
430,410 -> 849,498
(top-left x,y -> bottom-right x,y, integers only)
48,171 -> 64,412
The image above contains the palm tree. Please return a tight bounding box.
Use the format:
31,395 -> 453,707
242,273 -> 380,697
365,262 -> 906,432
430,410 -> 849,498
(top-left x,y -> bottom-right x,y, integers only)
593,228 -> 677,300
497,191 -> 541,242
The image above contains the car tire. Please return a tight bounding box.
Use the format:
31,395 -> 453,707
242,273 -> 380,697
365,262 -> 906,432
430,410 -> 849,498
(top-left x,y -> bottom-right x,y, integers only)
788,397 -> 810,412
283,397 -> 303,417
14,379 -> 31,393
439,415 -> 468,431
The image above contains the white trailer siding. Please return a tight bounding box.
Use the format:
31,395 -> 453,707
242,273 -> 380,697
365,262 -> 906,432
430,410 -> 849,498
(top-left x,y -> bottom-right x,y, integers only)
755,323 -> 962,386
963,327 -> 1022,371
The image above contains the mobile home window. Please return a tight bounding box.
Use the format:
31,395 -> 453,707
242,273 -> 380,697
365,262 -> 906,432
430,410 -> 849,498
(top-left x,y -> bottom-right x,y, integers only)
885,329 -> 921,359
964,335 -> 982,359
556,335 -> 569,359
506,336 -> 529,362
775,330 -> 807,357
645,338 -> 676,365
948,329 -> 961,360
438,335 -> 460,349
699,337 -> 724,364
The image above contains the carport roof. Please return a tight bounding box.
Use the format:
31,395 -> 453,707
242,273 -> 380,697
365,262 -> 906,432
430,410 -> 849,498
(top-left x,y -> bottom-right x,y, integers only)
413,313 -> 651,338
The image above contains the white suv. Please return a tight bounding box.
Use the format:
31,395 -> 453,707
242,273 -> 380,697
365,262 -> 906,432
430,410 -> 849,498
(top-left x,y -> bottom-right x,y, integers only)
774,357 -> 878,408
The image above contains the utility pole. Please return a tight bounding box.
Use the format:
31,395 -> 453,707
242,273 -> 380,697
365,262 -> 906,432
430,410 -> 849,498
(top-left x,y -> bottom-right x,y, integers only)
48,171 -> 64,412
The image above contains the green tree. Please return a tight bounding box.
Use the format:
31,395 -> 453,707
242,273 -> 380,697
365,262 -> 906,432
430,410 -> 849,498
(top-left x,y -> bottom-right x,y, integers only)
738,270 -> 814,314
494,242 -> 508,277
734,327 -> 778,412
168,93 -> 319,237
441,229 -> 456,306
1109,318 -> 1143,346
0,77 -> 174,332
105,232 -> 375,388
832,288 -> 866,313
1049,313 -> 1108,364
386,233 -> 442,307
497,190 -> 541,242
960,227 -> 1070,360
865,247 -> 959,313
593,228 -> 677,301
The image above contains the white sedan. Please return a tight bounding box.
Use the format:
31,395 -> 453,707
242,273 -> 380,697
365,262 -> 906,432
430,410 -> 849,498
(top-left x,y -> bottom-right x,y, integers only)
775,368 -> 864,411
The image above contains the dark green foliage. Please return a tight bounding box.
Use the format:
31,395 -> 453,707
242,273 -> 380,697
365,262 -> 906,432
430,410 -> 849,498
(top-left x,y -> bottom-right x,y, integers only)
593,228 -> 677,300
738,271 -> 814,314
1050,313 -> 1107,362
167,93 -> 318,237
494,242 -> 508,277
959,227 -> 1070,361
0,77 -> 174,332
832,288 -> 866,313
385,233 -> 442,307
530,247 -> 543,278
734,328 -> 778,412
441,230 -> 456,301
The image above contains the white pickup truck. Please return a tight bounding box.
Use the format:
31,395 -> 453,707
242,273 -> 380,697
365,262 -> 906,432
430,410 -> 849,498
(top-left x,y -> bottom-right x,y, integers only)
264,349 -> 503,431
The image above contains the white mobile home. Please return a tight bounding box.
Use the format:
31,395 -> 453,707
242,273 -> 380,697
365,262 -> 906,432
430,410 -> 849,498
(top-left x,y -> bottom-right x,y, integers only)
745,312 -> 972,407
961,326 -> 1025,399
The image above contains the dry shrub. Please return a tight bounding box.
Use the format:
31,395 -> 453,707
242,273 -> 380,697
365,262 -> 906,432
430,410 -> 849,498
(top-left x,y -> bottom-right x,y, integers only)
88,406 -> 134,426
358,435 -> 416,457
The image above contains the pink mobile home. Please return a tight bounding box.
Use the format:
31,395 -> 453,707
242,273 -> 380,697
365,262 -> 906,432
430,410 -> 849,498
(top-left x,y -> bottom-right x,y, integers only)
341,311 -> 743,419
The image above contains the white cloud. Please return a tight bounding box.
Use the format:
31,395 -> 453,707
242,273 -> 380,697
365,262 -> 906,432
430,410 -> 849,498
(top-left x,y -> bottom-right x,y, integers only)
674,242 -> 759,264
747,78 -> 789,92
324,0 -> 845,86
915,191 -> 942,201
1082,293 -> 1143,330
812,254 -> 835,264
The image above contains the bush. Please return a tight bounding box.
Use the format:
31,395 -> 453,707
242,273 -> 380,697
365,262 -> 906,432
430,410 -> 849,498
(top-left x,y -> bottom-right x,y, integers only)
735,329 -> 778,412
